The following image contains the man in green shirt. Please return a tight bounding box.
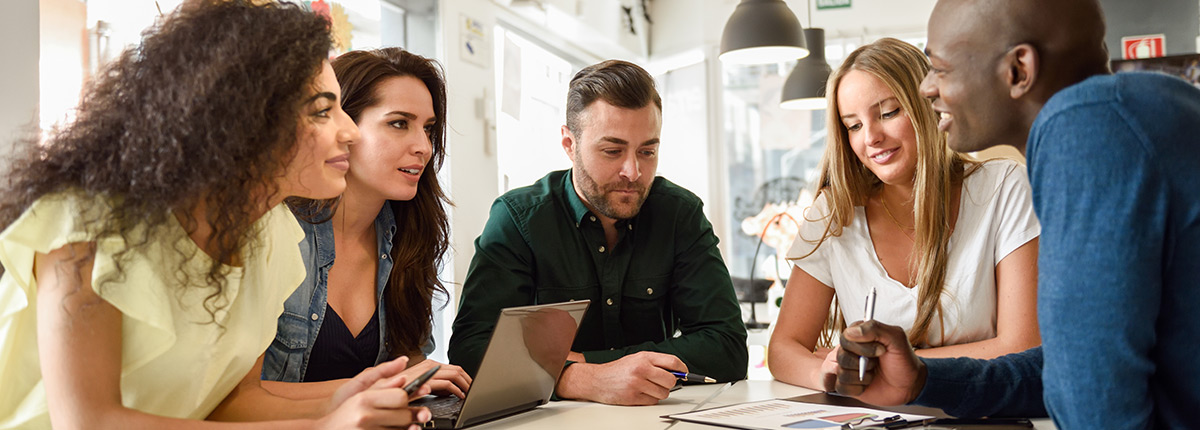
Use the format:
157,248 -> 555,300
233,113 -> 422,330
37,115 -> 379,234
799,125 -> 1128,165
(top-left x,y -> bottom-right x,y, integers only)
449,60 -> 747,406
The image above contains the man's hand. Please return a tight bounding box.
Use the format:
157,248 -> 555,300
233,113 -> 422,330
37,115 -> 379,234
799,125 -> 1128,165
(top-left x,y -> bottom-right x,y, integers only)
555,351 -> 686,406
832,321 -> 927,406
402,358 -> 473,399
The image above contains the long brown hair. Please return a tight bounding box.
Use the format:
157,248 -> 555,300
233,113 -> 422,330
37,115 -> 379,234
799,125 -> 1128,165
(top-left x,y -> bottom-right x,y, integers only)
792,38 -> 977,347
297,48 -> 451,357
0,1 -> 332,317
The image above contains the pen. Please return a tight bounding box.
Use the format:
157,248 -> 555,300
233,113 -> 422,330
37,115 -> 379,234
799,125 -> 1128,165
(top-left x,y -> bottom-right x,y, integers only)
842,415 -> 905,430
842,415 -> 909,430
859,287 -> 877,381
669,371 -> 716,383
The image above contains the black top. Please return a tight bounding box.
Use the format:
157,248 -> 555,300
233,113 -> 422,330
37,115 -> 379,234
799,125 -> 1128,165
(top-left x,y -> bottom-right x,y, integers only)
303,304 -> 380,382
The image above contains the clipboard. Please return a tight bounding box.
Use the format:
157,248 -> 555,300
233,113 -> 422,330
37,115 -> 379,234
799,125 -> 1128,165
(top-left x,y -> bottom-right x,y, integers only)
661,398 -> 935,430
783,393 -> 1034,428
662,392 -> 1036,430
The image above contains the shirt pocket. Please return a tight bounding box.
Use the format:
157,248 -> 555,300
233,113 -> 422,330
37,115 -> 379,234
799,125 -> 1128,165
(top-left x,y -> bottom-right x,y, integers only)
262,311 -> 310,381
622,276 -> 669,301
620,275 -> 670,337
536,284 -> 600,305
273,311 -> 311,350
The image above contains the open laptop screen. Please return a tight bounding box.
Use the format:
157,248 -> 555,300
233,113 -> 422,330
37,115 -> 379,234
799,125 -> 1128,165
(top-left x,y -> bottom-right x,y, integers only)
446,300 -> 590,428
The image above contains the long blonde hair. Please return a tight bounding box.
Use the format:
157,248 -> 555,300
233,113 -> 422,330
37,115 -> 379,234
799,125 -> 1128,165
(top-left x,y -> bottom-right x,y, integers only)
794,38 -> 976,348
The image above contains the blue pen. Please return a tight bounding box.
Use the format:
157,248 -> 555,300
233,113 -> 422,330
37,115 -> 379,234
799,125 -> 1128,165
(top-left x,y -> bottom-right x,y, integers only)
670,371 -> 716,383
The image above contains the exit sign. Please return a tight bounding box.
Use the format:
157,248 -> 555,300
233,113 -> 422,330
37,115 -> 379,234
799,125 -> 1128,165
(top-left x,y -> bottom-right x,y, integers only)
1121,34 -> 1165,59
816,0 -> 851,10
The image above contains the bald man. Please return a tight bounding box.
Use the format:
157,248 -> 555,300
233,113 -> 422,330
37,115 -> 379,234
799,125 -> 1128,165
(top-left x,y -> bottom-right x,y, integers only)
827,0 -> 1200,428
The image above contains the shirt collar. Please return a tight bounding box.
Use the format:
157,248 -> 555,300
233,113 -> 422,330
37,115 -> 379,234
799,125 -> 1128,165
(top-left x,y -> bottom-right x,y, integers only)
562,169 -> 594,225
561,169 -> 641,231
312,203 -> 398,268
374,201 -> 398,251
313,216 -> 337,268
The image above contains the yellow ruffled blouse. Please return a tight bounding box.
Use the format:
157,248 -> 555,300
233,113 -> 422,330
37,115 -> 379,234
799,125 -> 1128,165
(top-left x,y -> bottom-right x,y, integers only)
0,193 -> 305,428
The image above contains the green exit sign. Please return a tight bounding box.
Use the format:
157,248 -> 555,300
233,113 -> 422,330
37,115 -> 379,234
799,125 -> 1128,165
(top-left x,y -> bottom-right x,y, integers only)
816,0 -> 851,9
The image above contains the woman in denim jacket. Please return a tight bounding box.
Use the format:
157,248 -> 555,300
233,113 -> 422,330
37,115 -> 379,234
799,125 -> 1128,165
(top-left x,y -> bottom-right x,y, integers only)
261,48 -> 471,398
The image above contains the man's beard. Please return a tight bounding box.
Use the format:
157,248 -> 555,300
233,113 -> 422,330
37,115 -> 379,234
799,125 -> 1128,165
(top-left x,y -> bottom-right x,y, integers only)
573,155 -> 649,220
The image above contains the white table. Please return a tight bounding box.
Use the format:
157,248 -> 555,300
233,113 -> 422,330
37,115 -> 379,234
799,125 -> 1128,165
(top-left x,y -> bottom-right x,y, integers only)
470,380 -> 1057,429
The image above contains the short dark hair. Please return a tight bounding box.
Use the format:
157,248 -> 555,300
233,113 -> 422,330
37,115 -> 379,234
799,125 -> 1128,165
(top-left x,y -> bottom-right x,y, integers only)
565,60 -> 662,137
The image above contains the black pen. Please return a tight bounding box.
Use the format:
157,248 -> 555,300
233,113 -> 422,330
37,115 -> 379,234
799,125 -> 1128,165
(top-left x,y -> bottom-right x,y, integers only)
669,371 -> 716,383
842,414 -> 906,430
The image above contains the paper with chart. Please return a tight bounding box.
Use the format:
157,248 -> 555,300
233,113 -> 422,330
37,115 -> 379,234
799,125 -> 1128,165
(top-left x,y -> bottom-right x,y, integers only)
664,399 -> 935,429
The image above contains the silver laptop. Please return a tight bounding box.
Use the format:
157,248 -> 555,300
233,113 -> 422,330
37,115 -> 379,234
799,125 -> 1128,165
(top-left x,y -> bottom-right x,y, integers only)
415,300 -> 590,429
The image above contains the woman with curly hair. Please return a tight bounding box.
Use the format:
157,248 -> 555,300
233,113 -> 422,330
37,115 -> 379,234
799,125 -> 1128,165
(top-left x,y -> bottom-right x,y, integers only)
260,48 -> 471,398
0,1 -> 429,428
768,38 -> 1042,390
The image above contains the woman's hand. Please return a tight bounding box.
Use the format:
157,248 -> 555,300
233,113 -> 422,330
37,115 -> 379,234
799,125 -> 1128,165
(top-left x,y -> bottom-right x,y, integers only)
320,356 -> 432,429
401,359 -> 473,399
317,386 -> 430,430
818,346 -> 840,391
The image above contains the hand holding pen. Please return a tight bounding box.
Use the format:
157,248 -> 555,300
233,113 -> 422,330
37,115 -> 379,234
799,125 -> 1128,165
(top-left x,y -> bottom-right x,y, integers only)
556,351 -> 690,406
670,371 -> 716,383
859,288 -> 877,381
834,318 -> 928,407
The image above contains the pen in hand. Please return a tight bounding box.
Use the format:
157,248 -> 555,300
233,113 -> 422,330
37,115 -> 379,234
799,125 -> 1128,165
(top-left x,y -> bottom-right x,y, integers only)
859,288 -> 877,382
670,371 -> 716,383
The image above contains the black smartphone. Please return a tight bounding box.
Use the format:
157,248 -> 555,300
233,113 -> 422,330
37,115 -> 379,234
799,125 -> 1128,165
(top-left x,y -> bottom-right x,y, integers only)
403,365 -> 441,396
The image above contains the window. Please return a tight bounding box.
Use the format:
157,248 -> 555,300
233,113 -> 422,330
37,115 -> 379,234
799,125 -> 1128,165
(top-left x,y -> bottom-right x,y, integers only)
723,62 -> 825,291
493,26 -> 578,193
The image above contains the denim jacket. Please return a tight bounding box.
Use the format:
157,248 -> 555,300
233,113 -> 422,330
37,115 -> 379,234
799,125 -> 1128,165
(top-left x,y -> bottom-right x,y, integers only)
262,202 -> 433,382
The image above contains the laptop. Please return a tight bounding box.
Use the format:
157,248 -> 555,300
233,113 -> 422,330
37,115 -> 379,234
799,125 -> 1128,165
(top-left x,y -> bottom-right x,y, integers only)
414,300 -> 590,429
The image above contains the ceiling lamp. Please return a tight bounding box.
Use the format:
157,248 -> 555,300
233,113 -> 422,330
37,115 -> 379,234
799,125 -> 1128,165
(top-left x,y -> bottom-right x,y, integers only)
719,0 -> 809,65
780,27 -> 832,110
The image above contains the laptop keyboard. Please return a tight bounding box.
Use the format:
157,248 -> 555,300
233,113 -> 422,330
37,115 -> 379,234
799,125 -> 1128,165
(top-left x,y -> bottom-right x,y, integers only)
422,396 -> 465,418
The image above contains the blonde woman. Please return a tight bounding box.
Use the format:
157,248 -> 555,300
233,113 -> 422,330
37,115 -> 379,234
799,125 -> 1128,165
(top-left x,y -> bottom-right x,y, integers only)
767,38 -> 1041,391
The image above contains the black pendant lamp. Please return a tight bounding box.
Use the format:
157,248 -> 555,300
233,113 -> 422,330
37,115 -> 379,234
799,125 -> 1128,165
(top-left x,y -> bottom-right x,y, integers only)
719,0 -> 809,65
780,27 -> 832,110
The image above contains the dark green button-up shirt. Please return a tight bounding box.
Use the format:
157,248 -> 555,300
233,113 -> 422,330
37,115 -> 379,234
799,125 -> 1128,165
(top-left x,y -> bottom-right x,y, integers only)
448,170 -> 747,382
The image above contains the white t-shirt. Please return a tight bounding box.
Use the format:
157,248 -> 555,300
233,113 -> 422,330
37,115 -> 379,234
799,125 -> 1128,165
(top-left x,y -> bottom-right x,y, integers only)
786,160 -> 1040,347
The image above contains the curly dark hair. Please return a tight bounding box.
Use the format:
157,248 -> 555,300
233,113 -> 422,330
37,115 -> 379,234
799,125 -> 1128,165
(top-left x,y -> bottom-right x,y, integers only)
0,0 -> 333,315
290,48 -> 451,358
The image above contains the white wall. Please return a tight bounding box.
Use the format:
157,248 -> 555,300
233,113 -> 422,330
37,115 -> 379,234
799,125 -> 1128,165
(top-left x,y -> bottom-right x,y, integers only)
1,1 -> 40,173
648,0 -> 729,59
439,0 -> 500,299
